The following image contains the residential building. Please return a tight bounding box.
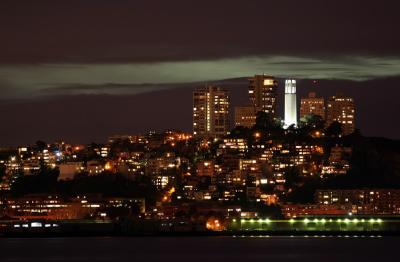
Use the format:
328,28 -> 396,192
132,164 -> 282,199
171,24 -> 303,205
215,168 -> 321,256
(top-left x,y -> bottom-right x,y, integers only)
234,106 -> 261,128
316,189 -> 400,215
248,75 -> 278,118
326,94 -> 355,135
300,92 -> 325,120
193,86 -> 230,137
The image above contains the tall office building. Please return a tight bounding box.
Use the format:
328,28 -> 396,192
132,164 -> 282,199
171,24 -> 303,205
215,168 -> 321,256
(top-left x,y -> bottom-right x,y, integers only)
193,86 -> 230,137
326,94 -> 355,135
248,75 -> 278,118
234,106 -> 262,128
284,79 -> 297,128
300,92 -> 326,120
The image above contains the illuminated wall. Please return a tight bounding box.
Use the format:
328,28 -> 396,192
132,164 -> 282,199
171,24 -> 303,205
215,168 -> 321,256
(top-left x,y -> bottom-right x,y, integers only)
284,79 -> 297,128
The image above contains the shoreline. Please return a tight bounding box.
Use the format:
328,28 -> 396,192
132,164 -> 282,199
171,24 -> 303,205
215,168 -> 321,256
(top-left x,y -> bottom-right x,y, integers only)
2,230 -> 400,238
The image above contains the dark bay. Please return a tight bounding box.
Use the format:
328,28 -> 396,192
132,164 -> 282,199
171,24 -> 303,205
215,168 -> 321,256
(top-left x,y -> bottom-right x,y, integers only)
0,236 -> 397,262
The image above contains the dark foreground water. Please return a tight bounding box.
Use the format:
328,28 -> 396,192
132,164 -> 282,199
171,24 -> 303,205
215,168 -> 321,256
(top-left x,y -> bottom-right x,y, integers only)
0,236 -> 398,262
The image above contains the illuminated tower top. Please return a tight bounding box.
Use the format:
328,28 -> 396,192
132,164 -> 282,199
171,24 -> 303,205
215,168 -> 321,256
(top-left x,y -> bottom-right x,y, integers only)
285,79 -> 296,94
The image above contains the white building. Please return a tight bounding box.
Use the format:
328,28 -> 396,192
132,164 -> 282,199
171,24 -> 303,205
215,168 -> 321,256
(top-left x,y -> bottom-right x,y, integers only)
284,79 -> 297,128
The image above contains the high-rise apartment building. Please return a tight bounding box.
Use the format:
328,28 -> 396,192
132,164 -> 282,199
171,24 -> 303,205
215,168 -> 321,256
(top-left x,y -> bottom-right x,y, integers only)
193,86 -> 230,137
326,94 -> 355,135
300,92 -> 326,120
234,106 -> 262,128
248,75 -> 278,118
284,79 -> 297,127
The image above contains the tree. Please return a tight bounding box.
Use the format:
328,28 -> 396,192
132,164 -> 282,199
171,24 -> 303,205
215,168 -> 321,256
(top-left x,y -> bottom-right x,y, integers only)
326,121 -> 343,137
35,140 -> 47,151
284,177 -> 322,204
11,167 -> 59,196
229,126 -> 251,138
0,165 -> 5,183
300,114 -> 325,131
254,111 -> 282,130
253,111 -> 284,141
284,166 -> 302,188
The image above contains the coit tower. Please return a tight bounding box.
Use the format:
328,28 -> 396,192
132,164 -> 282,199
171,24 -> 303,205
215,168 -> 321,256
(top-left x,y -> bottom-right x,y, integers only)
284,79 -> 297,128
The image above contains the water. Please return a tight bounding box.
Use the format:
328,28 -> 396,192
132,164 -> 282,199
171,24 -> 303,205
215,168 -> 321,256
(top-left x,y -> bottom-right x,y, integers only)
0,236 -> 397,261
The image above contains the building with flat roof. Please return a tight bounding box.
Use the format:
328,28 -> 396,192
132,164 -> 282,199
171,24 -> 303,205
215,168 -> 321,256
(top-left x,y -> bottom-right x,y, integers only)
193,86 -> 230,137
234,106 -> 261,128
248,75 -> 278,118
326,94 -> 355,135
300,92 -> 325,120
316,189 -> 400,215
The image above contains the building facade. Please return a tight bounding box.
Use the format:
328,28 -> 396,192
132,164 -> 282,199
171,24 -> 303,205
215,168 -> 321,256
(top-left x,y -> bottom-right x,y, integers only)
326,94 -> 355,135
316,189 -> 400,215
248,75 -> 278,118
234,106 -> 262,128
193,86 -> 230,137
300,92 -> 325,120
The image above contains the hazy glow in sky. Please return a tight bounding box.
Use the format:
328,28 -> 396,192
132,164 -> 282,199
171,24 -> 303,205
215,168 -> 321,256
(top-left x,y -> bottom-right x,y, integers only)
1,55 -> 400,99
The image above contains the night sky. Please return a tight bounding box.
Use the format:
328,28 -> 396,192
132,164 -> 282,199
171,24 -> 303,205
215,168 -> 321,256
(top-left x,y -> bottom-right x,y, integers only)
1,0 -> 400,146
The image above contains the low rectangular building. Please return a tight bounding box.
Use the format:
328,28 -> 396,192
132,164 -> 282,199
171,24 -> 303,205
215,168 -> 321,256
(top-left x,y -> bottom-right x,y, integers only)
316,189 -> 400,215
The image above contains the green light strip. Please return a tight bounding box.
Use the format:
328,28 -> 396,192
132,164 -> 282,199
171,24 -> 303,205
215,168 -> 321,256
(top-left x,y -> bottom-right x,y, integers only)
239,218 -> 386,223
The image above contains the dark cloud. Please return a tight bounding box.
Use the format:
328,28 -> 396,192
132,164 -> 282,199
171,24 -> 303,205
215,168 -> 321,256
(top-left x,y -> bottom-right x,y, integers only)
1,56 -> 399,100
37,82 -> 194,96
1,0 -> 400,64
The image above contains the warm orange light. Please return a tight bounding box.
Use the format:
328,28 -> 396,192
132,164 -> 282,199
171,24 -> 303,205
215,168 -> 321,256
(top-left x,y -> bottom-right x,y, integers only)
104,162 -> 112,170
206,218 -> 224,231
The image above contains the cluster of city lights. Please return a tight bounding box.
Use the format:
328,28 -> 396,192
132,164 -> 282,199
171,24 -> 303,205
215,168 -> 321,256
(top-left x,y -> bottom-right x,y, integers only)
237,218 -> 384,224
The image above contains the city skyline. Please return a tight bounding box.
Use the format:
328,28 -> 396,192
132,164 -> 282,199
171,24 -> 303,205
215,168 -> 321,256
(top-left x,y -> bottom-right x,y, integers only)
1,75 -> 396,146
2,3 -> 400,258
